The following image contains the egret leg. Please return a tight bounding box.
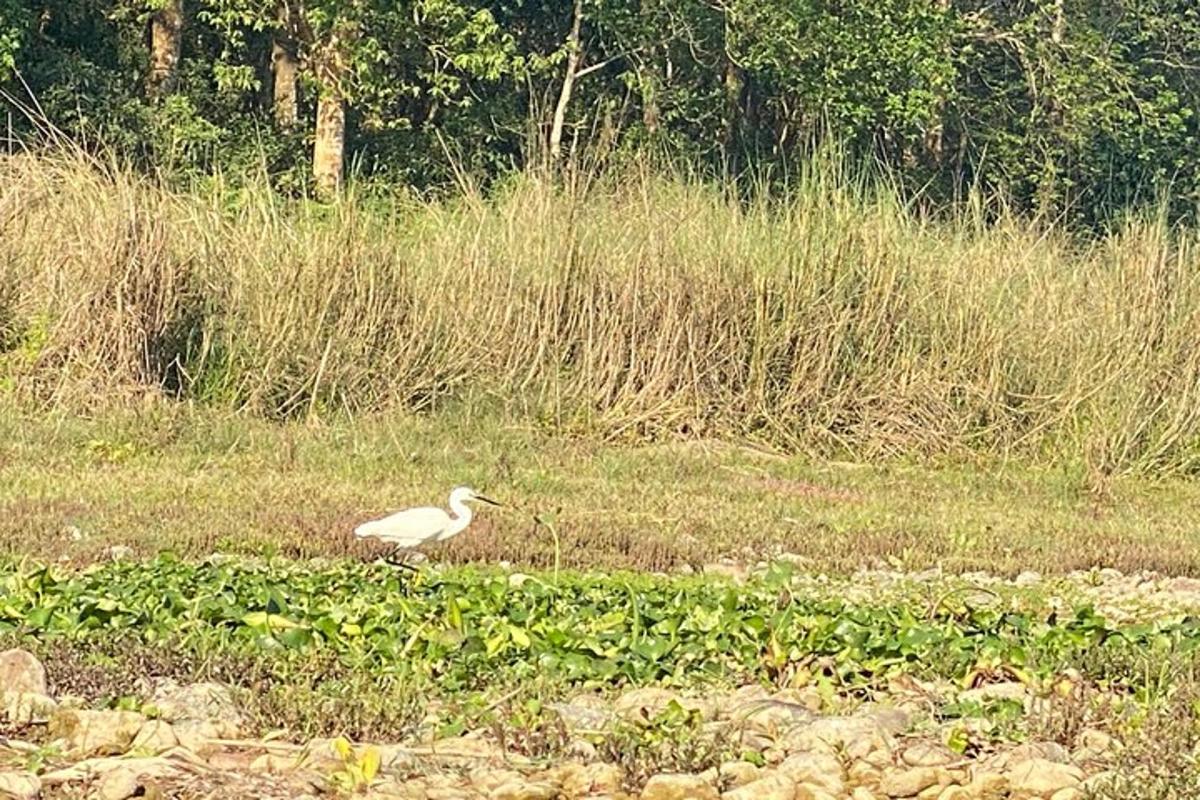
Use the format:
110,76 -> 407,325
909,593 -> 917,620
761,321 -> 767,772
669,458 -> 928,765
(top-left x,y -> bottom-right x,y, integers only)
384,548 -> 419,572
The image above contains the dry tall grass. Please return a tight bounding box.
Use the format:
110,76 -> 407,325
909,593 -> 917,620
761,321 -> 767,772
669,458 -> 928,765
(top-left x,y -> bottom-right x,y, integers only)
3,150 -> 1200,474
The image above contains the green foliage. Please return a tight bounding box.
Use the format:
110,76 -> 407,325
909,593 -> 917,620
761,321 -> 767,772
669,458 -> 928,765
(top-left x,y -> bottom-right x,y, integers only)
3,555 -> 1200,694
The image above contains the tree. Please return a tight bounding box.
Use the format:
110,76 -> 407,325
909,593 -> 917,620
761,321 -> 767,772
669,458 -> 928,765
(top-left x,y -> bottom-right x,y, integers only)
147,0 -> 185,97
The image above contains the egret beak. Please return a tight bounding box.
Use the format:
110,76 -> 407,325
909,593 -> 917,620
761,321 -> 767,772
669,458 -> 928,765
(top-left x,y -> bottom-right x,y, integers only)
474,494 -> 502,507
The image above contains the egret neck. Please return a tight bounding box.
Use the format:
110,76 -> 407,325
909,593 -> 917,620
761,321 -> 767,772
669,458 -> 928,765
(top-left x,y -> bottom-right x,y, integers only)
442,489 -> 475,540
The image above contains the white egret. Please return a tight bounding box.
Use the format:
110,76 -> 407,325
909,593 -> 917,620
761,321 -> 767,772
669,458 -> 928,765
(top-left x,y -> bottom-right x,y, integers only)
354,486 -> 501,567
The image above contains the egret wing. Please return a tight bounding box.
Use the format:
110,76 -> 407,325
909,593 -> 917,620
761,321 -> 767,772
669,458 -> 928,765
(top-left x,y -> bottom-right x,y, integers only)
354,506 -> 450,548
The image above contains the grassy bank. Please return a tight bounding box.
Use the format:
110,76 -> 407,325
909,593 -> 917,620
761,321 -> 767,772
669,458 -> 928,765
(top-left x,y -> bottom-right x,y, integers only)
5,152 -> 1200,475
3,406 -> 1199,575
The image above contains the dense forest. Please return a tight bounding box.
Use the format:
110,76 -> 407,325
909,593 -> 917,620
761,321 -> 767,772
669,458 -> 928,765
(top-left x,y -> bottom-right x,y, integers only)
2,0 -> 1199,220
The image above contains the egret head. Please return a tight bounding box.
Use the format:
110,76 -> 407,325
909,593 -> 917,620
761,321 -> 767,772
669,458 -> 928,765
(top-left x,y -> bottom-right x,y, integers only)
451,486 -> 502,507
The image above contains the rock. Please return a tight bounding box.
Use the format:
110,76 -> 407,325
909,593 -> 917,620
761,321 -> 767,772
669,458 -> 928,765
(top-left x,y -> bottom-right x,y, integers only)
0,650 -> 46,695
550,763 -> 624,796
721,773 -> 795,800
507,573 -> 532,589
702,562 -> 748,583
730,700 -> 814,736
717,761 -> 760,789
130,720 -> 179,755
3,690 -> 57,723
719,685 -> 771,716
150,680 -> 243,737
965,772 -> 1007,799
861,706 -> 911,736
97,767 -> 141,800
171,719 -> 223,756
1009,741 -> 1070,764
249,753 -> 299,774
795,786 -> 839,800
1050,790 -> 1083,800
106,544 -> 134,561
550,702 -> 614,732
1164,577 -> 1200,594
0,772 -> 40,800
1014,571 -> 1041,587
616,688 -> 715,722
1073,728 -> 1118,762
1006,759 -> 1083,795
491,780 -> 557,800
901,742 -> 956,767
49,709 -> 146,756
471,769 -> 525,794
784,716 -> 893,765
777,752 -> 845,795
771,688 -> 823,713
640,774 -> 718,800
878,767 -> 943,798
852,789 -> 880,800
936,788 -> 970,800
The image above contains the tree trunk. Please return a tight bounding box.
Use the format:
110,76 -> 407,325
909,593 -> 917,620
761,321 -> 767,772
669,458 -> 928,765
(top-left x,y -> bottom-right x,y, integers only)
923,0 -> 952,167
313,90 -> 345,196
272,38 -> 299,126
271,2 -> 300,126
639,0 -> 660,136
721,58 -> 744,176
549,0 -> 583,161
147,0 -> 183,99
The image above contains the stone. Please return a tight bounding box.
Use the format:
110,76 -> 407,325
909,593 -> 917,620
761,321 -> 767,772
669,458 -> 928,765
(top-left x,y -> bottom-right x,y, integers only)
852,790 -> 880,800
640,773 -> 719,800
1014,571 -> 1041,586
0,772 -> 40,800
863,707 -> 911,736
171,718 -> 223,757
150,680 -> 244,737
616,688 -> 715,722
717,761 -> 760,789
491,780 -> 557,800
966,772 -> 1008,799
784,717 -> 893,765
731,700 -> 814,737
550,702 -> 614,732
878,767 -> 942,798
250,753 -> 305,775
771,688 -> 823,713
49,709 -> 146,756
795,786 -> 839,800
3,690 -> 57,724
901,742 -> 956,768
719,685 -> 771,716
0,650 -> 46,695
1006,759 -> 1083,795
550,763 -> 624,796
471,769 -> 525,794
97,767 -> 141,800
1050,790 -> 1083,800
1073,728 -> 1118,762
777,751 -> 845,795
720,773 -> 795,800
1008,742 -> 1070,764
936,788 -> 970,800
130,720 -> 179,755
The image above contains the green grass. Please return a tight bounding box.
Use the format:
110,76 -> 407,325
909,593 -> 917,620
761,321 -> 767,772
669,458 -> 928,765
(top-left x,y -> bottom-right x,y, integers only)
3,403 -> 1199,576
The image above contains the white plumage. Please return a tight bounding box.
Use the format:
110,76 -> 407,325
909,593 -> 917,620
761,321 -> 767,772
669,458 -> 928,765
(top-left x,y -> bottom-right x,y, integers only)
354,486 -> 500,560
